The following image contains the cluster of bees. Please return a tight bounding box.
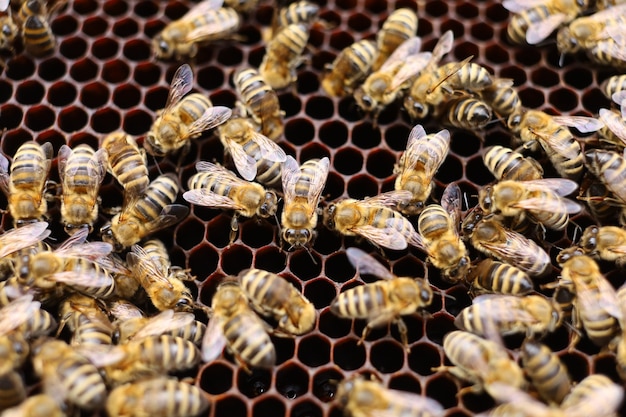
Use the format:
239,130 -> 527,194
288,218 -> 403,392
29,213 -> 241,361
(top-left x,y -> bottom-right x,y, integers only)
4,0 -> 626,416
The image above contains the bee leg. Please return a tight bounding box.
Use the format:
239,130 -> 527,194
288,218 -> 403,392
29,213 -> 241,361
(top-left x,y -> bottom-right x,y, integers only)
359,314 -> 394,345
394,317 -> 410,352
567,306 -> 583,351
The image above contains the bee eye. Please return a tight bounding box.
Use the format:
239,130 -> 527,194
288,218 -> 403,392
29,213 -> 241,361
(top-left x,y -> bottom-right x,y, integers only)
176,299 -> 190,308
361,95 -> 373,108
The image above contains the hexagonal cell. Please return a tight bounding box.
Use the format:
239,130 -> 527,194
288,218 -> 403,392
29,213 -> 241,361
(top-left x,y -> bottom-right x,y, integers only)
461,390 -> 495,414
370,340 -> 404,373
220,244 -> 253,275
465,155 -> 494,186
214,395 -> 248,417
82,16 -> 108,37
273,336 -> 296,366
347,13 -> 372,32
51,15 -> 79,36
112,84 -> 141,109
454,41 -> 479,61
123,39 -> 151,61
425,374 -> 459,409
60,37 -> 88,59
253,247 -> 286,273
134,0 -> 159,17
113,18 -> 139,37
319,309 -> 351,339
6,56 -> 35,80
38,58 -> 66,82
518,86 -> 545,109
425,0 -> 448,16
288,250 -> 322,281
548,88 -> 579,112
199,361 -> 234,395
333,337 -> 367,370
389,373 -> 421,393
276,363 -> 310,399
102,60 -> 131,83
70,58 -> 98,82
304,278 -> 336,310
334,147 -> 364,175
425,314 -> 457,345
174,217 -> 207,251
24,105 -> 55,131
188,244 -> 219,283
291,399 -> 323,417
329,31 -> 355,51
407,342 -> 442,376
324,252 -> 355,283
2,130 -> 32,155
485,44 -> 509,64
123,109 -> 152,135
298,334 -> 331,367
0,105 -> 23,130
58,106 -> 88,133
237,368 -> 272,399
301,142 -> 331,162
80,82 -> 110,109
91,108 -> 122,134
16,81 -> 44,105
346,174 -> 379,199
306,96 -> 335,120
284,118 -> 315,146
441,19 -> 465,39
240,219 -> 275,248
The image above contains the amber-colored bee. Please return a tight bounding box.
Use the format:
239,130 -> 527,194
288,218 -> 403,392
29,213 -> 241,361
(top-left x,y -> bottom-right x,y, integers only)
455,294 -> 561,338
334,375 -> 444,417
0,371 -> 26,410
559,374 -> 624,417
0,221 -> 49,260
585,149 -> 626,205
57,144 -> 107,234
371,8 -> 418,71
577,225 -> 626,266
393,125 -> 450,216
152,0 -> 240,60
259,23 -> 310,89
59,293 -> 114,348
520,339 -> 571,405
467,258 -> 534,296
0,393 -> 65,417
114,309 -> 205,346
239,267 -> 315,335
442,95 -> 493,130
329,247 -> 432,350
0,141 -> 53,226
101,132 -> 149,204
106,377 -> 210,417
276,0 -> 319,29
233,67 -> 284,140
202,278 -> 275,371
19,0 -> 59,57
100,173 -> 189,250
321,39 -> 378,98
482,145 -> 543,181
324,190 -> 422,251
281,156 -> 329,249
0,0 -> 19,54
145,64 -> 232,156
602,74 -> 626,99
479,78 -> 522,118
504,0 -> 589,45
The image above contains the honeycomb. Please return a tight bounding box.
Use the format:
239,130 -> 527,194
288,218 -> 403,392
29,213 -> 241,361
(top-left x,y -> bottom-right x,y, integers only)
1,0 -> 625,416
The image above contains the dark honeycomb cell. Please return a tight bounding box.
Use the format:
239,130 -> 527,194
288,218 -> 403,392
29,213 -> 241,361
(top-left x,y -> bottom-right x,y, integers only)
441,19 -> 465,39
238,369 -> 272,399
549,88 -> 579,112
73,0 -> 98,14
425,0 -> 448,16
461,391 -> 495,414
364,0 -> 386,13
306,96 -> 335,120
471,22 -> 494,41
285,118 -> 315,146
297,70 -> 321,95
389,373 -> 421,393
103,0 -> 128,16
122,109 -> 152,135
518,86 -> 545,108
51,15 -> 79,36
5,56 -> 35,80
134,0 -> 159,17
60,37 -> 88,59
274,337 -> 296,366
425,375 -> 459,409
38,58 -> 66,81
112,84 -> 141,109
329,31 -> 355,51
24,106 -> 55,131
334,147 -> 363,175
304,278 -> 337,309
408,343 -> 442,376
200,361 -> 234,395
333,338 -> 366,370
16,81 -> 44,105
276,364 -> 309,399
123,39 -> 151,61
298,334 -> 332,367
2,129 -> 32,154
102,60 -> 130,83
347,174 -> 378,199
175,218 -> 206,251
292,400 -> 323,417
324,253 -> 354,283
253,247 -> 286,273
253,396 -> 286,417
82,16 -> 108,37
214,396 -> 248,417
347,13 -> 371,32
113,18 -> 139,37
319,310 -> 351,339
188,245 -> 219,285
70,58 -> 98,82
221,244 -> 254,275
91,108 -> 122,133
288,250 -> 323,281
80,82 -> 110,108
370,340 -> 404,373
58,106 -> 88,132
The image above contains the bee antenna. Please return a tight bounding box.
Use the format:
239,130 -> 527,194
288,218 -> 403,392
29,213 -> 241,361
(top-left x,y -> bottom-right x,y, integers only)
304,245 -> 318,265
558,53 -> 565,68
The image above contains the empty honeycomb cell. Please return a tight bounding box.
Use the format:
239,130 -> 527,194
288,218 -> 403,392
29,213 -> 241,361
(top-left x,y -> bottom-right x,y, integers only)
329,31 -> 355,51
593,355 -> 620,381
24,105 -> 55,131
582,88 -> 609,114
197,66 -> 225,91
199,361 -> 234,395
337,96 -> 362,122
0,80 -> 11,103
485,44 -> 509,64
454,41 -> 480,61
549,88 -> 579,112
351,122 -> 381,149
465,156 -> 494,185
288,250 -> 323,281
253,396 -> 286,417
38,58 -> 66,81
312,367 -> 343,402
90,107 -> 121,133
564,67 -> 593,90
70,58 -> 98,82
5,56 -> 35,80
425,314 -> 457,345
274,337 -> 296,365
204,214 -> 233,248
285,118 -> 315,145
312,50 -> 335,72
238,369 -> 272,398
36,130 -> 66,152
471,22 -> 494,41
133,62 -> 161,86
220,244 -> 253,275
485,2 -> 508,22
500,65 -> 526,85
364,0 -> 386,13
291,399 -> 324,417
188,245 -> 219,284
324,253 -> 354,283
134,0 -> 159,17
122,109 -> 152,135
297,70 -> 321,95
67,132 -> 99,149
347,13 -> 371,32
370,340 -> 404,373
425,375 -> 459,409
319,120 -> 348,149
306,96 -> 335,120
392,256 -> 425,279
217,46 -> 245,67
60,37 -> 88,59
383,123 -> 411,151
252,247 -> 286,273
311,225 -> 344,255
82,16 -> 109,37
80,82 -> 110,108
389,373 -> 421,393
450,131 -> 481,157
333,147 -> 363,175
240,220 -> 275,248
298,334 -> 332,368
515,47 -> 542,66
144,87 -> 169,111
441,19 -> 465,39
103,0 -> 128,16
73,0 -> 98,14
175,218 -> 206,251
51,15 -> 79,36
531,67 -> 560,88
560,351 -> 591,383
346,174 -> 378,199
102,59 -> 131,83
407,342 -> 442,376
518,86 -> 545,108
213,395 -> 248,417
211,89 -> 238,108
319,309 -> 351,339
123,39 -> 151,61
456,2 -> 478,18
112,84 -> 141,109
276,363 -> 310,399
304,278 -> 336,309
333,338 -> 366,370
435,157 -> 463,183
461,391 -> 495,414
164,1 -> 189,19
92,38 -> 119,59
300,142 -> 331,162
277,93 -> 302,119
112,18 -> 139,37
425,0 -> 448,16
309,28 -> 326,49
15,81 -> 44,105
2,130 -> 32,153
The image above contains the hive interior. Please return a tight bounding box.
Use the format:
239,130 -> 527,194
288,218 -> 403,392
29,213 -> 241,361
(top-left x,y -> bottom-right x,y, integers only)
1,0 -> 625,416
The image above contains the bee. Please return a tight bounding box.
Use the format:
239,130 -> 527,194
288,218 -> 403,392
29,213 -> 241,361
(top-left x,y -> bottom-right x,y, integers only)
601,74 -> 626,99
467,258 -> 534,296
126,243 -> 195,312
577,225 -> 626,266
259,23 -> 310,89
19,0 -> 58,57
224,0 -> 257,13
483,145 -> 544,182
478,179 -> 582,231
455,294 -> 562,338
0,295 -> 44,375
615,282 -> 626,380
334,375 -> 444,417
101,132 -> 149,204
371,8 -> 419,71
479,78 -> 522,118
585,149 -> 626,206
32,339 -> 108,411
57,144 -> 107,234
144,64 -> 232,157
114,309 -> 205,346
437,330 -> 526,396
354,36 -> 431,125
441,95 -> 493,130
152,0 -> 241,60
106,377 -> 210,417
520,339 -> 571,405
393,125 -> 451,216
0,141 -> 53,226
233,67 -> 284,140
330,247 -> 433,350
239,267 -> 316,335
0,394 -> 65,417
100,173 -> 189,250
141,238 -> 195,283
598,107 -> 626,149
281,156 -> 329,250
58,293 -> 114,348
0,221 -> 50,260
202,279 -> 275,371
0,371 -> 26,410
560,374 -> 624,417
507,109 -> 602,181
275,0 -> 319,29
414,183 -> 470,282
321,39 -> 378,98
469,217 -> 551,277
218,117 -> 287,181
503,0 -> 589,45
0,0 -> 19,54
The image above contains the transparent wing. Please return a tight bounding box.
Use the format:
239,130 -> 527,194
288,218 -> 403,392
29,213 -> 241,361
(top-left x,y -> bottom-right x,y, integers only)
514,196 -> 582,214
599,109 -> 626,146
401,128 -> 450,180
164,64 -> 194,114
0,294 -> 39,335
552,115 -> 605,133
202,315 -> 227,362
134,309 -> 195,340
389,52 -> 433,91
526,13 -> 567,45
350,224 -> 409,250
502,0 -> 548,13
281,155 -> 301,205
305,157 -> 330,210
518,178 -> 579,196
183,189 -> 244,210
361,190 -> 413,208
346,247 -> 394,280
380,36 -> 422,72
0,221 -> 50,258
186,106 -> 233,137
127,244 -> 172,287
248,130 -> 287,162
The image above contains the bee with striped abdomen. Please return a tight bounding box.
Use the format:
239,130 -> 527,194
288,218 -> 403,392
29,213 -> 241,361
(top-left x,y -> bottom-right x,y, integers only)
371,8 -> 418,71
321,39 -> 378,98
259,23 -> 310,89
482,145 -> 543,181
101,132 -> 149,206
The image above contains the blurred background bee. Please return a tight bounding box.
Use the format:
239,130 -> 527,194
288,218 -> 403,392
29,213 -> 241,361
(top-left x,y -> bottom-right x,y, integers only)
0,0 -> 19,56
371,8 -> 418,71
577,225 -> 626,266
520,339 -> 571,405
478,77 -> 523,119
259,22 -> 310,89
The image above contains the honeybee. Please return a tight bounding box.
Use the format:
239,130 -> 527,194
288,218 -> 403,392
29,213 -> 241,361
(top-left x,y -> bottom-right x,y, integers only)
275,0 -> 319,29
59,293 -> 114,347
202,279 -> 275,371
478,78 -> 522,118
577,225 -> 626,266
57,144 -> 107,234
218,117 -> 287,181
100,173 -> 189,250
455,294 -> 561,338
330,247 -> 433,350
354,36 -> 431,125
393,125 -> 450,216
324,190 -> 423,251
0,221 -> 50,259
467,259 -> 534,296
259,22 -> 310,90
106,377 -> 210,417
101,132 -> 149,204
321,39 -> 378,98
0,141 -> 53,226
520,339 -> 571,405
483,145 -> 544,181
508,109 -> 602,181
442,95 -> 493,130
602,74 -> 626,99
469,217 -> 551,277
141,238 -> 195,283
504,0 -> 589,45
184,161 -> 278,242
334,375 -> 444,417
114,309 -> 205,346
0,394 -> 65,417
32,338 -> 108,411
152,0 -> 240,60
144,64 -> 232,156
281,156 -> 329,249
239,268 -> 315,335
437,330 -> 526,396
0,371 -> 26,411
560,374 -> 624,417
126,243 -> 195,312
233,67 -> 284,140
19,0 -> 59,57
371,8 -> 419,71
598,107 -> 626,149
0,0 -> 19,54
585,149 -> 626,204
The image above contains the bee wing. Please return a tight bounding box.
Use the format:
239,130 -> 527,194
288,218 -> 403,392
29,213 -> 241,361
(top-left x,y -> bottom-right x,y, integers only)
228,143 -> 258,181
0,294 -> 39,335
183,189 -> 245,211
502,0 -> 548,13
380,36 -> 422,72
562,381 -> 624,417
402,128 -> 450,178
595,37 -> 626,62
377,390 -> 445,417
144,204 -> 190,235
202,315 -> 227,362
50,269 -> 113,289
57,144 -> 72,185
599,109 -> 626,146
196,160 -> 238,176
186,106 -> 233,137
361,190 -> 413,208
76,344 -> 126,367
306,157 -> 330,210
430,30 -> 454,65
0,221 -> 50,258
479,231 -> 550,274
55,241 -> 114,261
127,245 -> 173,288
249,131 -> 287,162
349,224 -> 409,250
0,153 -> 9,196
110,300 -> 144,321
184,0 -> 225,17
281,155 -> 300,204
405,124 -> 428,148
89,148 -> 108,184
346,247 -> 394,280
133,309 -> 195,340
186,11 -> 240,41
514,196 -> 582,214
164,64 -> 194,113
441,182 -> 462,227
552,115 -> 604,133
526,13 -> 568,44
518,178 -> 579,196
389,52 -> 433,91
576,275 -> 623,321
0,0 -> 9,11
532,128 -> 580,160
